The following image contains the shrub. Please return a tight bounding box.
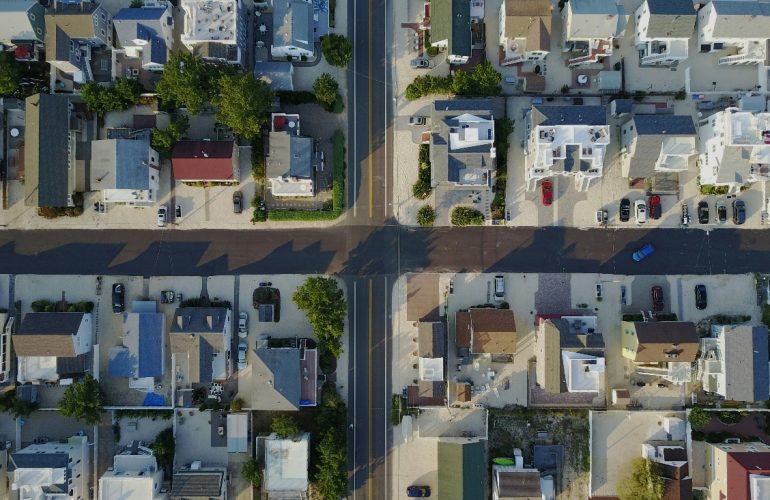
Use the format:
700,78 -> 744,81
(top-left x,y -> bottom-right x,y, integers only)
416,205 -> 436,226
271,414 -> 301,438
561,84 -> 570,94
451,206 -> 484,226
674,89 -> 687,100
276,90 -> 317,105
633,90 -> 646,102
320,34 -> 353,67
412,163 -> 432,199
267,210 -> 340,221
230,398 -> 244,412
689,407 -> 712,431
331,130 -> 346,212
313,73 -> 339,107
241,458 -> 262,486
31,300 -> 54,313
718,411 -> 743,425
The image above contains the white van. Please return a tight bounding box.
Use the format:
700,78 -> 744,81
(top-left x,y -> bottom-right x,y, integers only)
494,275 -> 505,301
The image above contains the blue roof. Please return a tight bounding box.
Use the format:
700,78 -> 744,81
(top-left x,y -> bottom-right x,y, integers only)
533,106 -> 608,126
143,392 -> 166,406
136,23 -> 154,41
138,313 -> 164,378
646,0 -> 693,15
750,326 -> 770,401
199,339 -> 213,384
114,7 -> 166,21
115,137 -> 151,190
632,115 -> 695,136
108,346 -> 134,377
150,36 -> 167,64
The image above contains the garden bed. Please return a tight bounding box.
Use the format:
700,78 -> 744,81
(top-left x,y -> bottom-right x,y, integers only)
253,287 -> 281,322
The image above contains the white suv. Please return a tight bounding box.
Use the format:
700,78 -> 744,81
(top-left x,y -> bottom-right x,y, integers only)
634,200 -> 647,224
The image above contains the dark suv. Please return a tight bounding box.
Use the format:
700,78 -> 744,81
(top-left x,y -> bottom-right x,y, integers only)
733,199 -> 746,225
697,201 -> 709,224
112,283 -> 125,313
695,284 -> 707,310
619,198 -> 631,222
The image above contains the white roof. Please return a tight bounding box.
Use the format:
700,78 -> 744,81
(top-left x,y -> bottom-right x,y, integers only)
99,472 -> 158,500
181,0 -> 237,43
562,351 -> 604,392
17,355 -> 58,383
227,413 -> 248,453
264,433 -> 310,493
419,357 -> 444,381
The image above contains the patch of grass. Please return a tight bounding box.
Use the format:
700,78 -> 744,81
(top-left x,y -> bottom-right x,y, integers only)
699,184 -> 730,195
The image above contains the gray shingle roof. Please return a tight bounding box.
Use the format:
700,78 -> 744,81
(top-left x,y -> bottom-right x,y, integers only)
170,307 -> 229,334
645,0 -> 695,39
18,312 -> 84,337
724,325 -> 770,402
430,0 -> 471,58
10,452 -> 69,471
632,115 -> 696,135
170,471 -> 225,498
266,132 -> 314,180
252,348 -> 301,410
272,0 -> 314,52
710,1 -> 770,39
91,134 -> 153,191
646,0 -> 694,15
531,105 -> 608,126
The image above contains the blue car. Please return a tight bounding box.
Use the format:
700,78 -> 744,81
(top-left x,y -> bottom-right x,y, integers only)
407,486 -> 431,497
632,243 -> 655,262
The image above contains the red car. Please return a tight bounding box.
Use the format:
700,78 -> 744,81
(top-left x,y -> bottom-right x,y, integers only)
541,181 -> 553,206
648,195 -> 661,219
651,286 -> 664,312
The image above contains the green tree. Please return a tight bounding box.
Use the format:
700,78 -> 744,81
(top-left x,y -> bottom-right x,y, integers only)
151,427 -> 175,475
80,78 -> 143,116
241,458 -> 263,486
314,431 -> 347,500
213,72 -> 272,139
271,414 -> 301,438
11,398 -> 39,419
313,73 -> 339,107
293,277 -> 347,358
58,375 -> 104,425
450,69 -> 473,96
689,407 -> 711,431
469,60 -> 501,97
152,115 -> 189,156
156,52 -> 215,115
416,205 -> 436,227
617,458 -> 665,500
321,34 -> 353,67
130,0 -> 143,6
451,206 -> 484,226
0,52 -> 21,95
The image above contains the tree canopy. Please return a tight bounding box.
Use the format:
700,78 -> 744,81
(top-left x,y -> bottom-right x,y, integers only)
151,427 -> 175,475
617,458 -> 665,500
405,61 -> 501,100
241,458 -> 263,486
271,414 -> 301,438
152,115 -> 189,156
0,52 -> 22,96
313,73 -> 339,107
688,407 -> 711,431
80,78 -> 144,116
156,52 -> 216,115
58,375 -> 104,425
451,206 -> 484,226
321,34 -> 353,67
293,277 -> 347,358
213,72 -> 272,139
416,205 -> 436,227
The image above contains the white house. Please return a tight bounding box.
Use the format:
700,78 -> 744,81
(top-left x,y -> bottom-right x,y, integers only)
634,0 -> 694,66
561,0 -> 624,67
697,0 -> 770,66
498,0 -> 552,66
180,0 -> 246,65
14,312 -> 93,384
697,108 -> 770,191
10,436 -> 90,500
266,113 -> 315,197
525,105 -> 609,192
620,115 -> 697,180
271,0 -> 315,60
90,133 -> 161,206
99,443 -> 167,500
113,2 -> 174,72
263,433 -> 310,498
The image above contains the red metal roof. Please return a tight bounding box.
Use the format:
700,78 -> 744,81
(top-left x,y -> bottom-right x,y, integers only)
171,141 -> 235,181
726,452 -> 770,500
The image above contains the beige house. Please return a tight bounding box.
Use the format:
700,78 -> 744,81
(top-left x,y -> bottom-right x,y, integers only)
621,321 -> 699,385
498,0 -> 552,66
456,308 -> 517,356
704,441 -> 770,500
169,307 -> 232,386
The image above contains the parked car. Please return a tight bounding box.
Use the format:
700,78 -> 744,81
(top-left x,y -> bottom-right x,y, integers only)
175,205 -> 182,219
156,206 -> 167,227
648,195 -> 661,219
541,180 -> 553,206
651,286 -> 664,312
494,275 -> 505,301
237,340 -> 248,370
634,200 -> 647,224
733,199 -> 746,225
695,284 -> 707,310
716,200 -> 727,223
407,486 -> 431,498
112,283 -> 125,313
697,201 -> 709,224
409,116 -> 427,126
410,58 -> 434,69
632,243 -> 655,262
238,311 -> 248,338
233,191 -> 243,214
619,198 -> 631,222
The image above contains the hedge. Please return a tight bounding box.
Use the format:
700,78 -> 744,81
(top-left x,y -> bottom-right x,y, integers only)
451,206 -> 484,226
276,90 -> 317,105
267,210 -> 341,221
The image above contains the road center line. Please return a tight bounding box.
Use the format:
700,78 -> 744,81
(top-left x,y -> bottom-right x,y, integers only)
367,279 -> 373,499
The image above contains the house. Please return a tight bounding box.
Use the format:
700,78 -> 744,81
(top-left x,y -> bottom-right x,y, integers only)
266,113 -> 315,197
113,2 -> 174,72
171,140 -> 240,183
0,0 -> 45,45
169,466 -> 227,500
407,322 -> 447,407
99,442 -> 167,500
456,308 -> 517,356
492,451 -> 555,500
437,438 -> 486,500
430,100 -> 495,215
251,342 -> 318,410
263,432 -> 310,498
169,307 -> 232,385
620,115 -> 697,181
9,435 -> 89,500
698,324 -> 770,402
227,413 -> 249,453
90,132 -> 161,205
45,2 -> 112,84
108,301 -> 165,392
561,0 -> 624,66
23,93 -> 84,208
621,321 -> 699,385
429,0 -> 472,64
634,0 -> 694,66
697,1 -> 770,65
498,0 -> 552,66
271,0 -> 314,60
642,441 -> 692,500
255,61 -> 295,91
697,108 -> 770,192
704,441 -> 770,500
181,0 -> 246,65
525,105 -> 609,192
534,317 -> 605,395
15,312 -> 92,384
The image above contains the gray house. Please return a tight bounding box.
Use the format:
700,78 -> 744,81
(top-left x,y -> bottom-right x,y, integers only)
267,113 -> 315,197
429,0 -> 471,64
113,4 -> 173,71
251,345 -> 318,410
700,325 -> 770,402
271,0 -> 314,59
0,0 -> 46,44
620,114 -> 696,180
23,94 -> 83,208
